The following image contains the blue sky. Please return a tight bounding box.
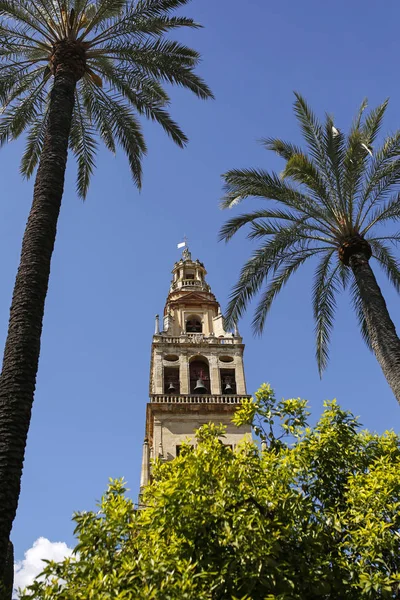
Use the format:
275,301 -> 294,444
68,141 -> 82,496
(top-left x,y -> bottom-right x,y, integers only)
3,0 -> 400,572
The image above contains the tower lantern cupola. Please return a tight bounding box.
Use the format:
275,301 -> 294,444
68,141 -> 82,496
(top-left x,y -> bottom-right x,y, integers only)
140,247 -> 251,489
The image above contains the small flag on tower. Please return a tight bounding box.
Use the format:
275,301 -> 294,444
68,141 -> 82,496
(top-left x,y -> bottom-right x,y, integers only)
177,241 -> 186,249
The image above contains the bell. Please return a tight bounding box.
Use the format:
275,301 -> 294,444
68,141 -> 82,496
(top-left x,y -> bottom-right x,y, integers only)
167,382 -> 176,392
194,378 -> 207,393
224,382 -> 233,392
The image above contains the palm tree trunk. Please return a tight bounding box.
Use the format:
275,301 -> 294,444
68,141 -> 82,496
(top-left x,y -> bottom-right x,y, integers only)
0,68 -> 76,592
350,252 -> 400,404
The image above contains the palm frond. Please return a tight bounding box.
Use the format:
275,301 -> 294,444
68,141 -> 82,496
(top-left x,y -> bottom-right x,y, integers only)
356,134 -> 400,229
0,0 -> 54,41
219,208 -> 305,243
79,77 -> 116,153
92,58 -> 188,147
90,14 -> 199,47
20,106 -> 49,177
350,278 -> 372,350
312,249 -> 338,374
293,92 -> 337,196
224,228 -> 324,330
92,39 -> 213,99
79,0 -> 126,39
247,219 -> 335,246
133,0 -> 192,17
280,151 -> 339,221
342,109 -> 370,221
0,65 -> 47,110
361,98 -> 389,146
252,248 -> 324,334
337,260 -> 350,290
261,138 -> 303,161
0,74 -> 48,145
369,232 -> 400,244
221,168 -> 336,236
323,113 -> 346,216
370,240 -> 400,294
69,90 -> 97,198
224,248 -> 279,330
83,76 -> 146,187
361,193 -> 400,235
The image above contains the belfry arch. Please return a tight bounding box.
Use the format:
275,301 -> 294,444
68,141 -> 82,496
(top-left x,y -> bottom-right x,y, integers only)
186,314 -> 202,333
189,355 -> 210,394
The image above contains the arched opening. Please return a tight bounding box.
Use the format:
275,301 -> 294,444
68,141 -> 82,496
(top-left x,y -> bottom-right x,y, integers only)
220,368 -> 236,394
189,357 -> 210,394
186,315 -> 202,333
164,367 -> 180,394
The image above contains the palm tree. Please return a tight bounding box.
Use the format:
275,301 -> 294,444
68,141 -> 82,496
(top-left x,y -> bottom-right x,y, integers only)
220,95 -> 400,405
0,0 -> 212,590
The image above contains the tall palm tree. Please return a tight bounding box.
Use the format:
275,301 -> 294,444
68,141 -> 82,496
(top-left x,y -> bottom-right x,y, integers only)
220,95 -> 400,405
0,0 -> 212,590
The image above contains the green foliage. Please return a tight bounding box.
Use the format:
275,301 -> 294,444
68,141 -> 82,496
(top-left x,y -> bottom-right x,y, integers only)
0,0 -> 213,197
233,382 -> 309,446
220,96 -> 400,374
20,386 -> 400,599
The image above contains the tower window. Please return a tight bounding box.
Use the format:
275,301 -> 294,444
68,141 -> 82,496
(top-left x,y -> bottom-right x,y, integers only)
164,367 -> 180,394
220,369 -> 236,394
189,358 -> 210,394
176,444 -> 194,456
186,315 -> 202,333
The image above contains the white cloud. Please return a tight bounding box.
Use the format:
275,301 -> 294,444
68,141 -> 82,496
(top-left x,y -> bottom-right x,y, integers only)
14,537 -> 73,598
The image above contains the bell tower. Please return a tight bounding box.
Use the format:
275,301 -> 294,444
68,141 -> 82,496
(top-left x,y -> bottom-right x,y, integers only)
140,247 -> 251,488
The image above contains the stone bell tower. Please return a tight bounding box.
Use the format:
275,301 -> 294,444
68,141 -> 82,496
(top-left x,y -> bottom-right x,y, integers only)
140,247 -> 251,488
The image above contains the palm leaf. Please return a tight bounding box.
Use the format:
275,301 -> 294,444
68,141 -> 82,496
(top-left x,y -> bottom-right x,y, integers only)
280,151 -> 339,221
92,59 -> 188,147
20,106 -> 49,177
219,208 -> 305,243
350,278 -> 372,350
69,91 -> 98,198
252,248 -> 324,334
313,249 -> 339,374
91,15 -> 199,46
0,75 -> 48,145
261,138 -> 303,161
361,193 -> 400,235
0,0 -> 54,41
293,92 -> 337,196
79,0 -> 126,39
342,106 -> 370,221
221,168 -> 335,236
361,98 -> 389,145
83,77 -> 146,187
323,113 -> 346,216
224,229 -> 325,330
370,240 -> 400,294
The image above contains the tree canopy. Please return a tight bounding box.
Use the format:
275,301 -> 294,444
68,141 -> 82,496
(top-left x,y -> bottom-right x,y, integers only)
19,385 -> 400,599
0,0 -> 213,196
220,96 -> 400,376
